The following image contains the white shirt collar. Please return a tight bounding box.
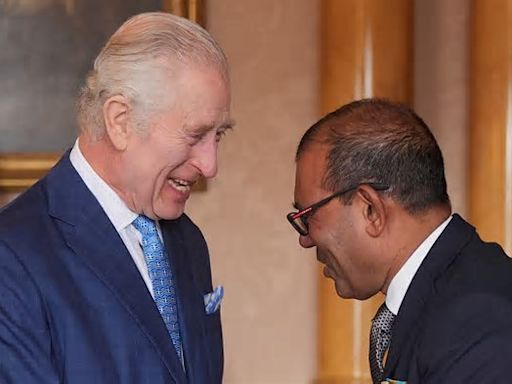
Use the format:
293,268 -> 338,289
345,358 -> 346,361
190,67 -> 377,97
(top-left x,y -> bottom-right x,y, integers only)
69,139 -> 137,231
386,215 -> 453,315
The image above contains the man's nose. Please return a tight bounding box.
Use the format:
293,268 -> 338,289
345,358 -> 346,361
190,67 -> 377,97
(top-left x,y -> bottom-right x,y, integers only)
191,139 -> 218,178
299,234 -> 314,248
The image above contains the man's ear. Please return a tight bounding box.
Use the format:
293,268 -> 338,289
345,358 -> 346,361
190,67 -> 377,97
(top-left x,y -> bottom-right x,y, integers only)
103,95 -> 132,151
356,185 -> 387,237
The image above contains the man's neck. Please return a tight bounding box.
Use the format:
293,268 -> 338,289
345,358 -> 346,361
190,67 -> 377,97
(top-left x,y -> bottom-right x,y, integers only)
382,204 -> 452,294
79,134 -> 118,188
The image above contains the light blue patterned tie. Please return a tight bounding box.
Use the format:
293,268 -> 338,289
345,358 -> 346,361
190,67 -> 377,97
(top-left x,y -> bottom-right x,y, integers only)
132,215 -> 183,362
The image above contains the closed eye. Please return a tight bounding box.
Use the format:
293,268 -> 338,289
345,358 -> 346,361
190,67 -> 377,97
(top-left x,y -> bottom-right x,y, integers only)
215,129 -> 227,142
300,210 -> 314,224
215,122 -> 234,142
188,132 -> 205,146
187,120 -> 234,145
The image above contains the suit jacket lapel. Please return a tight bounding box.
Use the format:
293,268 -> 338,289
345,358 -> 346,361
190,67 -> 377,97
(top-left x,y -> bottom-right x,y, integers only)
384,214 -> 476,378
46,154 -> 187,383
162,220 -> 211,384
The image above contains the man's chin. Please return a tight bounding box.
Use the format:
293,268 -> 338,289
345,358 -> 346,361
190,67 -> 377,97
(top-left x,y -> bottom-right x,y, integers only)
334,280 -> 363,300
152,202 -> 186,221
155,209 -> 185,221
334,284 -> 352,299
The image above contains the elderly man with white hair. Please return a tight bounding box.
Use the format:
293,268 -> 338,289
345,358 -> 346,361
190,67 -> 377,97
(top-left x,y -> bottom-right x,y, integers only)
0,12 -> 231,384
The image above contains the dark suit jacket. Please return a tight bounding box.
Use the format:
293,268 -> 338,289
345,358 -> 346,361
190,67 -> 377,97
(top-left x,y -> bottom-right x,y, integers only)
384,214 -> 512,383
0,153 -> 223,383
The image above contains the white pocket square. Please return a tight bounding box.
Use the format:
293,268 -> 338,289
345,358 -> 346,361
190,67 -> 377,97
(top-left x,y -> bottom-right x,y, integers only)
204,285 -> 223,314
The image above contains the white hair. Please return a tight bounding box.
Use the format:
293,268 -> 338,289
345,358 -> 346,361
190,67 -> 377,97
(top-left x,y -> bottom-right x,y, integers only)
77,12 -> 228,138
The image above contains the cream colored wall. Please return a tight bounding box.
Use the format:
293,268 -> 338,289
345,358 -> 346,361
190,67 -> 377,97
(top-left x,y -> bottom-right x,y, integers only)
186,1 -> 320,383
414,0 -> 469,215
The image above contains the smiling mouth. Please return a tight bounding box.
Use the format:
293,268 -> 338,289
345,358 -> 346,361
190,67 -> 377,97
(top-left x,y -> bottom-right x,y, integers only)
168,178 -> 194,193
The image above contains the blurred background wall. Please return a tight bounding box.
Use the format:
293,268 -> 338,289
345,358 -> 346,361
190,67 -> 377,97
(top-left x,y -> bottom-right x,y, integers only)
187,1 -> 319,382
415,0 -> 469,218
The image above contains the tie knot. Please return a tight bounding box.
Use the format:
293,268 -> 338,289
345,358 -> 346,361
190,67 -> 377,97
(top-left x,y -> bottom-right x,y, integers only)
132,215 -> 158,237
372,303 -> 395,333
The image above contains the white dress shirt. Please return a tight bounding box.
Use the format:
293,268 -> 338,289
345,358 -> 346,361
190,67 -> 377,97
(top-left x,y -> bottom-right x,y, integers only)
386,215 -> 453,315
69,139 -> 155,297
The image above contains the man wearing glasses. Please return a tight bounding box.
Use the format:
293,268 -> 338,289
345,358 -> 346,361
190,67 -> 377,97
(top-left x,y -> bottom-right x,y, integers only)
288,98 -> 512,383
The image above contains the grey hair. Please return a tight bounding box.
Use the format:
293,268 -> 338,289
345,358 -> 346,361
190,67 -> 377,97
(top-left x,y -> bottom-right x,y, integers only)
297,98 -> 450,214
77,12 -> 229,138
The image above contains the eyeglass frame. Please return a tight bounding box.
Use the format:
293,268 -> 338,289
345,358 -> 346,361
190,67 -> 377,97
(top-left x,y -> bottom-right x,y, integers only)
286,182 -> 390,236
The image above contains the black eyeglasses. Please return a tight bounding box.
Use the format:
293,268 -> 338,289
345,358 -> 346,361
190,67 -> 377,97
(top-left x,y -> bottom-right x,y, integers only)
286,183 -> 389,236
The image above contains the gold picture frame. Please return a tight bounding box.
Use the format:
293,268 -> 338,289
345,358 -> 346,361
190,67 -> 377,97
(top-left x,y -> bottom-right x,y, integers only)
0,0 -> 205,193
163,0 -> 205,25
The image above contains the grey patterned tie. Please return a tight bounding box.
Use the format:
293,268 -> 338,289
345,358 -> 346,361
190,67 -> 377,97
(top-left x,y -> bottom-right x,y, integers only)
369,302 -> 395,383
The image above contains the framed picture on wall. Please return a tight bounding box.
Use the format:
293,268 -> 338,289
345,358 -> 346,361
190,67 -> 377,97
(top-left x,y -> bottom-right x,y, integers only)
0,0 -> 204,192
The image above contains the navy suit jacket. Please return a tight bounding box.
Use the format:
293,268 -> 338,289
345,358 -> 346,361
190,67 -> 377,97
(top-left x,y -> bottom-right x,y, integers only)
384,214 -> 512,383
0,153 -> 223,383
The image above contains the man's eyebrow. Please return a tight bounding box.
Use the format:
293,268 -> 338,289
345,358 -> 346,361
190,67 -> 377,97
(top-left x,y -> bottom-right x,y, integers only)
220,119 -> 236,131
190,119 -> 236,135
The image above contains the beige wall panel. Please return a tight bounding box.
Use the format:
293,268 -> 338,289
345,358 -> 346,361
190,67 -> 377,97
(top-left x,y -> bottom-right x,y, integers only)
321,0 -> 412,115
469,0 -> 511,249
414,0 -> 469,217
319,1 -> 412,383
187,1 -> 320,383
